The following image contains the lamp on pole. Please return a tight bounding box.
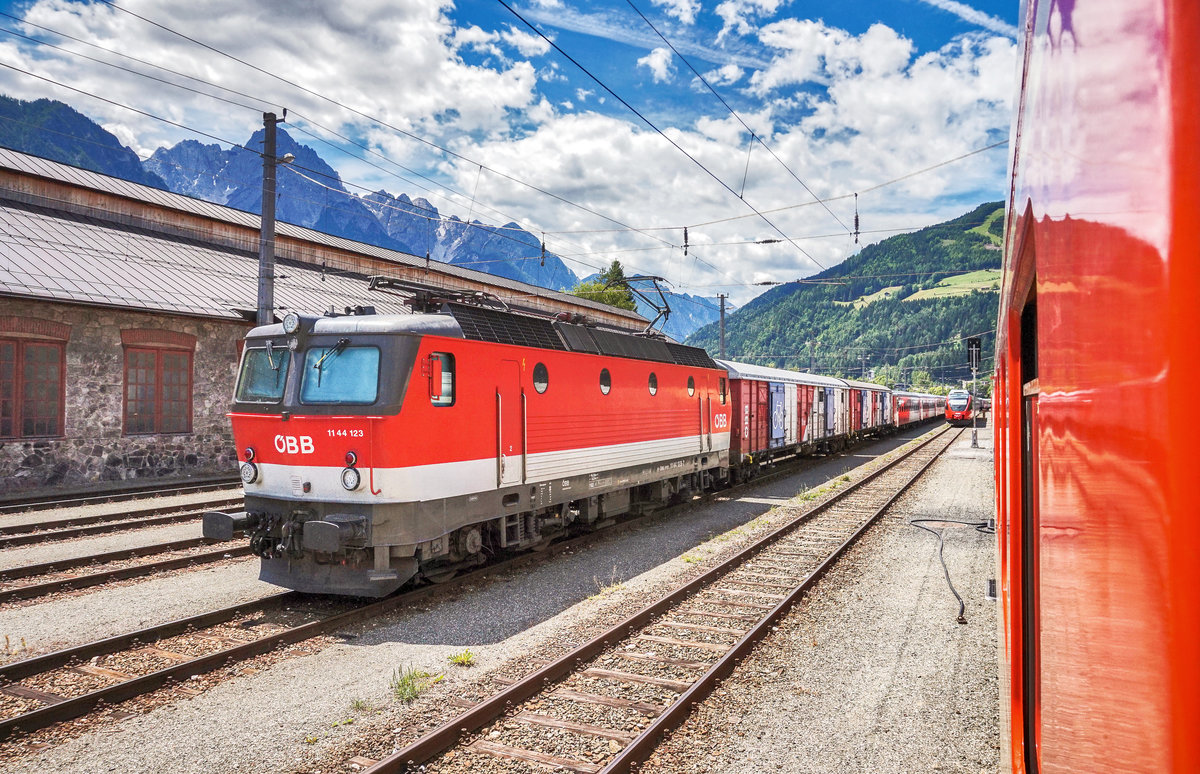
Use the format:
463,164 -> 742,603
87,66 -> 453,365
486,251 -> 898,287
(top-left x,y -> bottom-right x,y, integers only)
257,110 -> 294,326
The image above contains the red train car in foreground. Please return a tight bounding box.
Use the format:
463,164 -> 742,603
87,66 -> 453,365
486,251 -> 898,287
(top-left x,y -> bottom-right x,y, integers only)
995,0 -> 1200,771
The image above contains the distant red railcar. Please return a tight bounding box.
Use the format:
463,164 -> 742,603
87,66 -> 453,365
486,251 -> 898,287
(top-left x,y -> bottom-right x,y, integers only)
995,1 -> 1200,772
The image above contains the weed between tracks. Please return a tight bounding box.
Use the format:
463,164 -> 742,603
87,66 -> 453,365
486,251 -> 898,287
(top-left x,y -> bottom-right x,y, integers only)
390,665 -> 442,703
448,648 -> 476,667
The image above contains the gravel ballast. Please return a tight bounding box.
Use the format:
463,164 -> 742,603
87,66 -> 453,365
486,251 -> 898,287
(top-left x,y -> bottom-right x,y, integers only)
0,425 -> 993,773
642,425 -> 998,773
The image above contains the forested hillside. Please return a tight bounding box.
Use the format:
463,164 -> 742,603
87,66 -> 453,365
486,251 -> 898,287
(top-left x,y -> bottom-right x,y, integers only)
686,202 -> 1003,391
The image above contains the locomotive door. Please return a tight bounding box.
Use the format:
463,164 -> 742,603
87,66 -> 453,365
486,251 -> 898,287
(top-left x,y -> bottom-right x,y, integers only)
496,360 -> 524,486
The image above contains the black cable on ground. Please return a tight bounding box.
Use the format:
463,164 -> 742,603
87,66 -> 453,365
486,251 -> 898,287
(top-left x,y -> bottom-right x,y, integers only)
910,519 -> 994,624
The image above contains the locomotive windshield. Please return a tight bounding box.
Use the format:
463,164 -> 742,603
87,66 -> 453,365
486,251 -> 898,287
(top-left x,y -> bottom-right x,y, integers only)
300,344 -> 380,405
235,345 -> 291,403
947,390 -> 970,410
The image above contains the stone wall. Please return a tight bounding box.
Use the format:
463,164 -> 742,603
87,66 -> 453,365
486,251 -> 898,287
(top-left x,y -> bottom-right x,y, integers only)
0,299 -> 248,495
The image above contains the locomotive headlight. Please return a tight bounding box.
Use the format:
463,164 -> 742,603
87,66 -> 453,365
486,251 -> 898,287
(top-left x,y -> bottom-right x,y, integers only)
344,450 -> 358,467
282,312 -> 301,334
340,466 -> 361,491
239,461 -> 259,484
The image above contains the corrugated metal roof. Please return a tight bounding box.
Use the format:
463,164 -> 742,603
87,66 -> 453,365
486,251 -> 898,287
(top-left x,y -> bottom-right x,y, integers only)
0,148 -> 643,323
716,359 -> 848,388
0,199 -> 411,319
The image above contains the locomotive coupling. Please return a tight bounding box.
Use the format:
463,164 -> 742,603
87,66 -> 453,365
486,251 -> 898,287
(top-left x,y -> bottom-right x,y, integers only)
202,510 -> 256,541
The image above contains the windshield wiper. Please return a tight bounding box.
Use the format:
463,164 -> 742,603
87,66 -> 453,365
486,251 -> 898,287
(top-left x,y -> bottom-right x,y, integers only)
312,339 -> 350,387
313,339 -> 350,371
265,340 -> 279,371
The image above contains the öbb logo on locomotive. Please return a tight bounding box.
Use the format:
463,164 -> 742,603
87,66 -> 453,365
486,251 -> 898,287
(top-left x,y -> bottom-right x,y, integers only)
207,305 -> 941,597
273,435 -> 315,454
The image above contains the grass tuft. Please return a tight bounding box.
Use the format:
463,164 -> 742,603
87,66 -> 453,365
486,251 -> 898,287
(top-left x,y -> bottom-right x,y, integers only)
448,648 -> 476,668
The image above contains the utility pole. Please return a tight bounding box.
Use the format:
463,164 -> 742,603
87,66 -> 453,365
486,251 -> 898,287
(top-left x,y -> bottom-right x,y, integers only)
257,111 -> 292,325
717,294 -> 727,359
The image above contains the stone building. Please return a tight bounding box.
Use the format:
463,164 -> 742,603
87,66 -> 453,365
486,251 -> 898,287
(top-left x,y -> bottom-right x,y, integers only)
0,149 -> 644,496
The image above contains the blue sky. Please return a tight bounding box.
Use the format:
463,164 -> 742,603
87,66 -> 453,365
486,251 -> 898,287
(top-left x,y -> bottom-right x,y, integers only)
0,0 -> 1018,303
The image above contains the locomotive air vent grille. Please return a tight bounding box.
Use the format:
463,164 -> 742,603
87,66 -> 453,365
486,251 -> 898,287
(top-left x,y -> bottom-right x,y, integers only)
666,342 -> 719,369
448,303 -> 567,350
553,321 -> 601,354
589,328 -> 675,363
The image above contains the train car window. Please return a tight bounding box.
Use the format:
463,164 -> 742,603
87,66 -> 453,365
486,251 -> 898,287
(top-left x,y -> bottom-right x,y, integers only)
533,362 -> 549,394
300,345 -> 380,405
430,352 -> 455,406
648,372 -> 658,395
687,376 -> 695,396
719,377 -> 727,404
600,368 -> 611,395
235,346 -> 291,403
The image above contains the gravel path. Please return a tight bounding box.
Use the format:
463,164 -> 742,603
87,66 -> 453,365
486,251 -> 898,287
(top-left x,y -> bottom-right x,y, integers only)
0,426 -> 949,773
642,425 -> 998,774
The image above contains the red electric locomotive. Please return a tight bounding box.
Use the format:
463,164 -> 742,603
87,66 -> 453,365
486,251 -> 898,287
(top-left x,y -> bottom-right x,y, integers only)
995,0 -> 1200,771
205,289 -> 731,596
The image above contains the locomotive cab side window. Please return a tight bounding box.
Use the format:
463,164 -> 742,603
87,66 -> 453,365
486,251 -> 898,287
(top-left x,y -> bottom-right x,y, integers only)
300,344 -> 380,405
235,345 -> 291,403
429,352 -> 455,407
719,377 -> 727,404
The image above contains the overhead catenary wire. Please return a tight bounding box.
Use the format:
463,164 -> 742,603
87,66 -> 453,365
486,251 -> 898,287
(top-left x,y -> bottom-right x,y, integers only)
3,2 -> 1010,312
497,0 -> 829,272
624,0 -> 852,237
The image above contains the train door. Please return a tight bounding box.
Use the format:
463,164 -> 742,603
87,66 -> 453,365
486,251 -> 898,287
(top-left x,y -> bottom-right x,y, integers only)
798,386 -> 812,441
1019,292 -> 1041,774
769,382 -> 786,448
784,383 -> 797,446
824,387 -> 835,435
497,359 -> 524,486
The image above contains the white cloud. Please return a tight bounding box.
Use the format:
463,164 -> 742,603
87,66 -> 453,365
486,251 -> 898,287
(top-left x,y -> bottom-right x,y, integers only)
637,47 -> 675,83
715,0 -> 784,43
915,0 -> 1019,38
500,25 -> 551,57
0,0 -> 545,152
650,0 -> 700,25
705,63 -> 745,86
0,0 -> 1017,306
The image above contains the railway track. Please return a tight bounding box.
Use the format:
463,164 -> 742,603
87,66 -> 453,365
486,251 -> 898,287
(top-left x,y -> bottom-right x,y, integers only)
0,495 -> 244,548
0,425 -> 945,746
352,425 -> 963,774
0,537 -> 252,605
0,478 -> 241,515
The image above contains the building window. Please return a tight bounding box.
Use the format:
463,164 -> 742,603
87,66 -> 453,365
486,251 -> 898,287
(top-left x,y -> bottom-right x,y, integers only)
125,347 -> 192,434
0,338 -> 64,438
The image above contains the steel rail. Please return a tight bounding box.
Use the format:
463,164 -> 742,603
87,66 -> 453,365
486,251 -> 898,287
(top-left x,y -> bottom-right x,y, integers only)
0,498 -> 244,548
0,422 -> 942,744
0,544 -> 253,604
0,537 -> 234,582
0,478 -> 241,514
0,495 -> 244,537
363,425 -> 958,773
